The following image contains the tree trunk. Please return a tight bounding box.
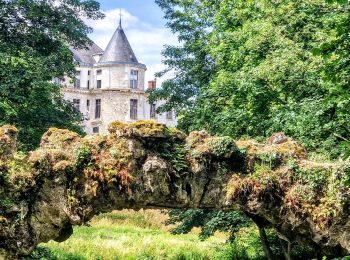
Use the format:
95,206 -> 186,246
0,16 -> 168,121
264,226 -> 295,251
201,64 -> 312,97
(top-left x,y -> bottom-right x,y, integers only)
279,239 -> 292,260
245,213 -> 275,260
258,226 -> 275,260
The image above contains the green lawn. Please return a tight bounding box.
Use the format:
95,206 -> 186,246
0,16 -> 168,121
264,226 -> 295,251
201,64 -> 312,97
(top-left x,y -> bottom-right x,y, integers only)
29,210 -> 236,260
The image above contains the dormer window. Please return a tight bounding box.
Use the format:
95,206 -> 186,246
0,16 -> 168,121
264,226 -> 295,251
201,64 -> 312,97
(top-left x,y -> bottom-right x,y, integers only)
130,70 -> 138,89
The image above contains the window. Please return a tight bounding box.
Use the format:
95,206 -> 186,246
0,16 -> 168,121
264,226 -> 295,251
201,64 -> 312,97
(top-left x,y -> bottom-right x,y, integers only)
95,99 -> 101,119
130,70 -> 138,89
130,99 -> 138,119
96,69 -> 102,75
75,70 -> 81,76
72,99 -> 80,111
93,127 -> 99,134
166,111 -> 173,120
86,100 -> 90,112
150,103 -> 156,119
96,80 -> 102,89
87,80 -> 90,89
74,78 -> 80,88
88,70 -> 91,76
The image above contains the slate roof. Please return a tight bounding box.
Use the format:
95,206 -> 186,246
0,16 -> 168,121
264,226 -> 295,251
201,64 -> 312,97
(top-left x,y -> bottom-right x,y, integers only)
98,22 -> 138,64
70,42 -> 103,65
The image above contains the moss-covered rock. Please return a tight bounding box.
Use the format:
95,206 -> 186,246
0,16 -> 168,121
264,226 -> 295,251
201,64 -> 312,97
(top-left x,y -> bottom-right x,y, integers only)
186,131 -> 241,160
40,128 -> 80,149
0,125 -> 18,160
1,124 -> 350,258
108,120 -> 169,138
237,134 -> 307,171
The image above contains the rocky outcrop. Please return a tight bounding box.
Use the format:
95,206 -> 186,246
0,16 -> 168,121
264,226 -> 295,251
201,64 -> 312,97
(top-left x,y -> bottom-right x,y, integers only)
0,121 -> 350,258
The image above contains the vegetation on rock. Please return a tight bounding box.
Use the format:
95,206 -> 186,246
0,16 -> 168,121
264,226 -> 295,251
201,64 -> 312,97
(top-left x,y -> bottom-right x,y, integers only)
1,122 -> 350,259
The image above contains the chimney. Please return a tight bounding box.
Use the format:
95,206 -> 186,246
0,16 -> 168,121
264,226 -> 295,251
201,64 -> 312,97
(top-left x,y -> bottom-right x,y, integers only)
148,79 -> 157,90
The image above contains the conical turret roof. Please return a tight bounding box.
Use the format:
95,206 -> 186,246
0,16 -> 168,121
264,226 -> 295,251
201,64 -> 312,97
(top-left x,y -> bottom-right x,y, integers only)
99,20 -> 138,64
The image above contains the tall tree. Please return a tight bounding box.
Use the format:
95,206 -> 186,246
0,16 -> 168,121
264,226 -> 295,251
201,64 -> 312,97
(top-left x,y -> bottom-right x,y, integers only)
0,0 -> 104,150
150,0 -> 219,113
320,0 -> 350,155
151,0 -> 348,157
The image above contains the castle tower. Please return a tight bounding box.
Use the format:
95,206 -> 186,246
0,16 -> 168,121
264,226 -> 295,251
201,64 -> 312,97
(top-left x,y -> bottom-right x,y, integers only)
61,14 -> 176,135
96,16 -> 146,91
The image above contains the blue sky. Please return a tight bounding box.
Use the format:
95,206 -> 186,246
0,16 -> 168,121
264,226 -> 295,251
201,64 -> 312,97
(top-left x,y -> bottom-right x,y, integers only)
97,0 -> 166,26
86,0 -> 177,84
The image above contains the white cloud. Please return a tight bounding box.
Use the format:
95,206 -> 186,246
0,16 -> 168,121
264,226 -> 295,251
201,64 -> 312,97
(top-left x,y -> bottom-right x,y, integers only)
85,8 -> 178,86
85,8 -> 138,33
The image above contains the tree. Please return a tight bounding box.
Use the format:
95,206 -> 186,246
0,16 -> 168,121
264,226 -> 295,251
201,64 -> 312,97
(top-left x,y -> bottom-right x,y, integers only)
319,0 -> 350,156
151,0 -> 349,157
150,0 -> 219,113
0,0 -> 104,150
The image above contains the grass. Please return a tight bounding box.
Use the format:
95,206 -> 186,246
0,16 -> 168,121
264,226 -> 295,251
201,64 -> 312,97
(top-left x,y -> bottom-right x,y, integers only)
25,210 -> 316,259
29,210 -> 234,260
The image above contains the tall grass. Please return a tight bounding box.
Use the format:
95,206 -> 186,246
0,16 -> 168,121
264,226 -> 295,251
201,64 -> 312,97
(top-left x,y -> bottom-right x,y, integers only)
27,210 -> 304,259
28,210 -> 231,260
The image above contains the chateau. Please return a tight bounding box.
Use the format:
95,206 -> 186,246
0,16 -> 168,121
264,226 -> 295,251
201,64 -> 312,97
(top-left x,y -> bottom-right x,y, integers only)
58,18 -> 176,135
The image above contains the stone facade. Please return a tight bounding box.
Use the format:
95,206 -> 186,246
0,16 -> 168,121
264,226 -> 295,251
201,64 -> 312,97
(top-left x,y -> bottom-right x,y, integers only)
60,20 -> 176,135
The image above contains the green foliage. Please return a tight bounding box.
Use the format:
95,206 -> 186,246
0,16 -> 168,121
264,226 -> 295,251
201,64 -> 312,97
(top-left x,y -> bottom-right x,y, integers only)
0,0 -> 104,151
166,211 -> 317,259
150,0 -> 217,112
208,136 -> 237,157
149,141 -> 189,177
152,0 -> 350,158
218,227 -> 267,260
171,144 -> 189,175
75,145 -> 92,171
0,198 -> 14,211
21,246 -> 57,260
166,209 -> 250,241
294,166 -> 331,191
341,165 -> 350,187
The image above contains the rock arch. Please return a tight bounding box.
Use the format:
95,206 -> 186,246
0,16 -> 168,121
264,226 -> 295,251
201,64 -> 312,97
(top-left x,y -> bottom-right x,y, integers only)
0,121 -> 349,258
